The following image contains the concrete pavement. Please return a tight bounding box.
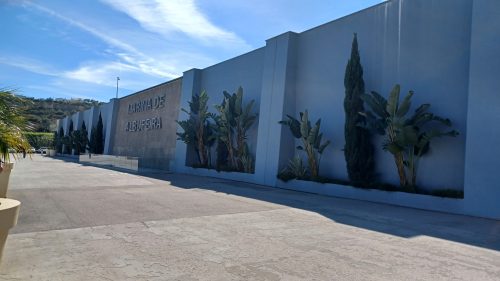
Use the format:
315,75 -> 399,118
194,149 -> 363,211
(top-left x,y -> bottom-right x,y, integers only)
0,155 -> 499,280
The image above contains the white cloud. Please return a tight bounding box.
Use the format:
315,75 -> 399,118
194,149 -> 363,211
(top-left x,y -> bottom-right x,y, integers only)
0,53 -> 169,99
63,61 -> 139,87
19,1 -> 220,82
0,56 -> 61,76
18,2 -> 188,90
12,1 -> 244,100
22,1 -> 140,55
100,0 -> 249,48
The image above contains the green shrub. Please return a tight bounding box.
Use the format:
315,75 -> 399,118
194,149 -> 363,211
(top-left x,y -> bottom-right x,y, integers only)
278,155 -> 307,181
279,110 -> 330,180
24,132 -> 54,149
360,84 -> 458,191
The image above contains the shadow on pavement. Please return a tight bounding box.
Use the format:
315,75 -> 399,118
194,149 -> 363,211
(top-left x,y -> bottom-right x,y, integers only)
46,155 -> 500,252
143,171 -> 500,252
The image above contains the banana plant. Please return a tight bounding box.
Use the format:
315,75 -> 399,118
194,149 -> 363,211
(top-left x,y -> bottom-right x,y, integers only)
280,110 -> 331,180
360,84 -> 458,190
213,92 -> 237,170
406,105 -> 459,187
176,91 -> 215,167
213,87 -> 257,172
234,88 -> 257,172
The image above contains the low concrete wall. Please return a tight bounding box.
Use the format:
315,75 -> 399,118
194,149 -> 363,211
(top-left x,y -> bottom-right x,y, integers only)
276,180 -> 465,216
180,167 -> 258,183
79,154 -> 139,171
179,167 -> 467,217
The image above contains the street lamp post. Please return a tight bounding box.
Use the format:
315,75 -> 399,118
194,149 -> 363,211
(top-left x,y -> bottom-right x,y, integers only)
116,76 -> 120,99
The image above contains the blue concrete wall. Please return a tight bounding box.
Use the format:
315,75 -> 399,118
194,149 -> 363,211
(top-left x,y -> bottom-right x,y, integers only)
57,99 -> 118,155
175,0 -> 500,219
98,98 -> 119,154
58,0 -> 500,219
173,69 -> 202,169
199,48 -> 265,163
255,32 -> 300,186
174,48 -> 265,169
292,0 -> 471,190
464,0 -> 500,219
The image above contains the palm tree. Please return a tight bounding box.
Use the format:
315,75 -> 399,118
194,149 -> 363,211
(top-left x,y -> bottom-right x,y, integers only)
0,90 -> 31,171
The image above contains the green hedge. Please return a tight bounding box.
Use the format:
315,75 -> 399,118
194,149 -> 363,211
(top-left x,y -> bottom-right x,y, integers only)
24,132 -> 54,149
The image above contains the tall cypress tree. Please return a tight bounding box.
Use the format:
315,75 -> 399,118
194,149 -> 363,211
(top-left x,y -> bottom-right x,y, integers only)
67,120 -> 74,154
95,113 -> 104,154
89,127 -> 96,153
57,127 -> 64,153
343,33 -> 375,186
80,121 -> 89,154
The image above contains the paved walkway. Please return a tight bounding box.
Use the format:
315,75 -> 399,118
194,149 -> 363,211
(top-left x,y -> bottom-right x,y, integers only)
1,155 -> 499,280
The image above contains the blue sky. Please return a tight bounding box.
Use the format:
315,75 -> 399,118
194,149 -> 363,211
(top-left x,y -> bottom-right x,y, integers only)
1,0 -> 384,101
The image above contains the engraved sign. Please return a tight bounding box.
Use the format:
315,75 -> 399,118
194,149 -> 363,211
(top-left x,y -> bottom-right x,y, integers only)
125,117 -> 162,132
125,94 -> 166,132
111,78 -> 181,170
128,94 -> 166,114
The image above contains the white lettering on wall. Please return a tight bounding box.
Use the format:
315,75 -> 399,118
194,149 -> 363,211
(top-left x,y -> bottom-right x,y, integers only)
128,94 -> 166,114
125,117 -> 162,132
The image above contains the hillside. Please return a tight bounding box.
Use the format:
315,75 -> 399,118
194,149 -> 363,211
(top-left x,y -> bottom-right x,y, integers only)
19,96 -> 102,132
